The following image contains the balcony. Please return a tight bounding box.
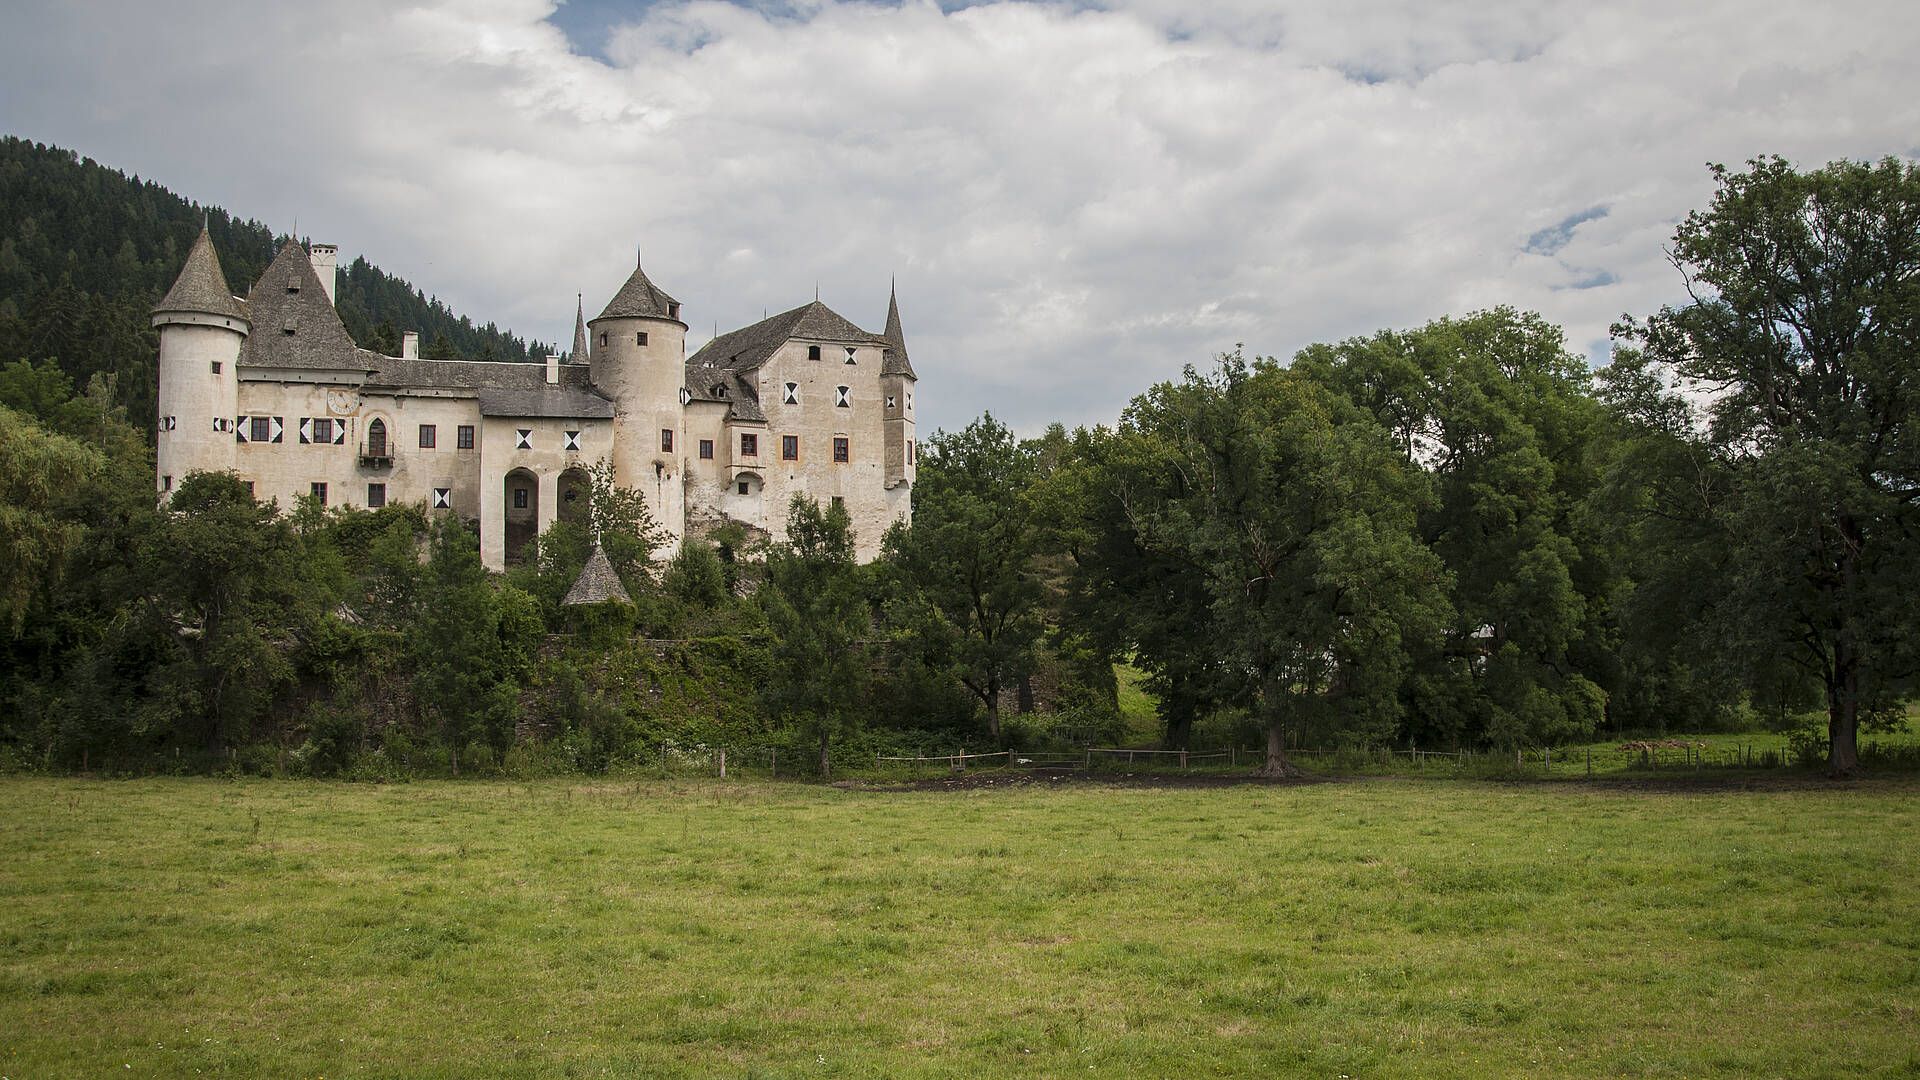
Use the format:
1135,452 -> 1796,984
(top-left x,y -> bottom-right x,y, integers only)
359,442 -> 393,469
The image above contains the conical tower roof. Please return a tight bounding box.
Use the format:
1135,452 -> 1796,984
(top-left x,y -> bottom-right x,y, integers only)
595,252 -> 680,321
881,283 -> 915,378
152,228 -> 248,323
572,294 -> 591,363
562,544 -> 633,607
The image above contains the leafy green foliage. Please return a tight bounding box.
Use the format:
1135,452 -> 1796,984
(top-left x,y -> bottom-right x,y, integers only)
762,496 -> 871,777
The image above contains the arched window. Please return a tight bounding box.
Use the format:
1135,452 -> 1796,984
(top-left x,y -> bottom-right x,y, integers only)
367,418 -> 387,457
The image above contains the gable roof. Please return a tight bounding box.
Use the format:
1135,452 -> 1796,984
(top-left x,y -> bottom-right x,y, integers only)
685,300 -> 890,376
562,545 -> 633,606
238,239 -> 365,371
153,228 -> 248,323
595,256 -> 680,321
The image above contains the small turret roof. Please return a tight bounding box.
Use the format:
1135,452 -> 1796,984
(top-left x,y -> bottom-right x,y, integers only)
595,255 -> 680,321
571,294 -> 591,363
562,544 -> 633,607
882,284 -> 915,379
153,228 -> 248,322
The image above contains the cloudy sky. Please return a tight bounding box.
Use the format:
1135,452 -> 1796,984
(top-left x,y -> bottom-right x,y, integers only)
3,0 -> 1915,435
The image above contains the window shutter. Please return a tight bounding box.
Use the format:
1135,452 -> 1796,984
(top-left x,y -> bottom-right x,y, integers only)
270,417 -> 284,443
563,430 -> 581,452
298,418 -> 311,444
235,416 -> 248,443
835,386 -> 851,407
516,429 -> 532,450
432,488 -> 451,509
334,421 -> 347,445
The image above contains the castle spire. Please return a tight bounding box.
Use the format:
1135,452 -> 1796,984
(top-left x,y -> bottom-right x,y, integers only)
881,280 -> 914,378
595,252 -> 681,322
572,293 -> 590,362
152,227 -> 248,323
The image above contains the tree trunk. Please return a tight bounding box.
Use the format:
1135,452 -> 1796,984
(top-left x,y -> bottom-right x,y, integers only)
984,680 -> 1003,749
1254,718 -> 1295,778
818,725 -> 831,781
1827,647 -> 1863,778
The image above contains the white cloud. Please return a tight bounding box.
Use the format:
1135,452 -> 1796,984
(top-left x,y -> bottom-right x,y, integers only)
2,0 -> 1917,433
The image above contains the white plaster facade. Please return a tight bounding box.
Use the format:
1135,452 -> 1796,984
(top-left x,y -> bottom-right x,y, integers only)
152,231 -> 916,569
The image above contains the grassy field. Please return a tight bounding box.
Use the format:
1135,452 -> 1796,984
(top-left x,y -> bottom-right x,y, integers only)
3,776 -> 1918,1078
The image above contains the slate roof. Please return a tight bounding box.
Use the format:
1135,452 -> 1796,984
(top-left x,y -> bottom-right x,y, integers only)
596,257 -> 680,321
238,239 -> 364,371
571,295 -> 591,362
882,285 -> 916,379
477,386 -> 616,419
686,301 -> 890,375
562,545 -> 633,606
153,228 -> 248,323
684,362 -> 766,422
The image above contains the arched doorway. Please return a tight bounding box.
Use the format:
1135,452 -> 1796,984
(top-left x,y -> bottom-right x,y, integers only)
504,468 -> 539,567
558,467 -> 590,528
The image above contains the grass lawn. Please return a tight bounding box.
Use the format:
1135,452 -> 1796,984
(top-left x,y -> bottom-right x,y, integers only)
3,775 -> 1918,1078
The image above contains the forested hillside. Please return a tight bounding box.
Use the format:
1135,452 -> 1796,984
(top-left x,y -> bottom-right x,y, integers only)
0,136 -> 551,438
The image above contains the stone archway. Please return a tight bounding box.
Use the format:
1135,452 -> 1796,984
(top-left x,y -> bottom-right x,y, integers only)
504,467 -> 539,567
558,466 -> 591,528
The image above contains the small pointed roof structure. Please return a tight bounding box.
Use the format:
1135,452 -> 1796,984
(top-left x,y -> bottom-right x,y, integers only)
238,237 -> 364,370
881,282 -> 915,378
152,228 -> 248,324
595,251 -> 681,322
572,293 -> 591,363
562,544 -> 633,607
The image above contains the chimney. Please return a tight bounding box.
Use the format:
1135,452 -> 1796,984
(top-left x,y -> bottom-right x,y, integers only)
402,331 -> 419,359
308,243 -> 338,307
545,352 -> 559,384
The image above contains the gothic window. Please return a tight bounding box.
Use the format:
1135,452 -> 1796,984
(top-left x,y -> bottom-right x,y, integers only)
844,346 -> 857,365
835,386 -> 851,408
310,482 -> 327,506
783,382 -> 800,405
808,345 -> 821,361
457,424 -> 474,449
564,430 -> 581,452
367,419 -> 387,457
833,436 -> 849,462
367,483 -> 386,508
516,429 -> 532,450
741,433 -> 758,456
699,439 -> 713,459
782,435 -> 798,461
420,424 -> 437,449
432,488 -> 452,509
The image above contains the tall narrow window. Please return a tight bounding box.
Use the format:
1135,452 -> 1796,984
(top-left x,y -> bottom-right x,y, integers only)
808,345 -> 821,361
367,419 -> 387,457
367,483 -> 386,508
782,435 -> 798,461
456,424 -> 474,449
833,436 -> 849,462
419,424 -> 437,448
661,429 -> 674,452
741,433 -> 758,456
908,440 -> 915,466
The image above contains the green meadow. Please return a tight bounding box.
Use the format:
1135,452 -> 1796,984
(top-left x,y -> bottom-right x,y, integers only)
3,776 -> 1918,1079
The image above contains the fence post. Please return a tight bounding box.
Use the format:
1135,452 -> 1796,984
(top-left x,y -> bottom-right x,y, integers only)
719,748 -> 726,779
771,748 -> 777,779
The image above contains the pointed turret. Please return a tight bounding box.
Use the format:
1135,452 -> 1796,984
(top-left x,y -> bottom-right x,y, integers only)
596,252 -> 682,322
881,282 -> 914,378
572,293 -> 591,363
152,228 -> 248,325
562,544 -> 633,607
587,248 -> 691,556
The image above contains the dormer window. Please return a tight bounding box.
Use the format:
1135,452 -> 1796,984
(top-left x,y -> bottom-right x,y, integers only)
844,347 -> 857,365
286,273 -> 300,293
668,302 -> 680,320
783,382 -> 800,405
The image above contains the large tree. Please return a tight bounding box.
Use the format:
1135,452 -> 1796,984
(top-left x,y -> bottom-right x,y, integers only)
1622,156 -> 1920,776
882,414 -> 1047,748
762,496 -> 870,778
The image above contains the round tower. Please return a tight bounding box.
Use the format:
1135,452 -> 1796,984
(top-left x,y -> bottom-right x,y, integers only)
586,253 -> 688,551
152,228 -> 250,497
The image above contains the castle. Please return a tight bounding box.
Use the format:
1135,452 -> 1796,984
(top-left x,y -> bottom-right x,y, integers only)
152,230 -> 917,568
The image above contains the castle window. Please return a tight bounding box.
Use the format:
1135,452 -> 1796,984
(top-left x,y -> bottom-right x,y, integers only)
808,345 -> 821,362
668,302 -> 680,320
741,433 -> 758,456
886,395 -> 896,410
906,392 -> 913,409
783,383 -> 799,405
210,361 -> 222,375
833,437 -> 849,463
513,487 -> 528,509
564,430 -> 581,452
831,496 -> 844,511
660,429 -> 674,452
367,419 -> 387,457
845,347 -> 857,365
835,386 -> 851,408
419,424 -> 437,449
243,481 -> 253,498
162,475 -> 172,491
737,480 -> 750,496
310,482 -> 328,506
699,439 -> 713,459
250,417 -> 272,443
515,428 -> 532,450
457,425 -> 474,449
432,488 -> 451,509
599,332 -> 608,347
782,435 -> 798,461
312,418 -> 333,445
636,332 -> 648,346
367,483 -> 386,508
908,440 -> 915,466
